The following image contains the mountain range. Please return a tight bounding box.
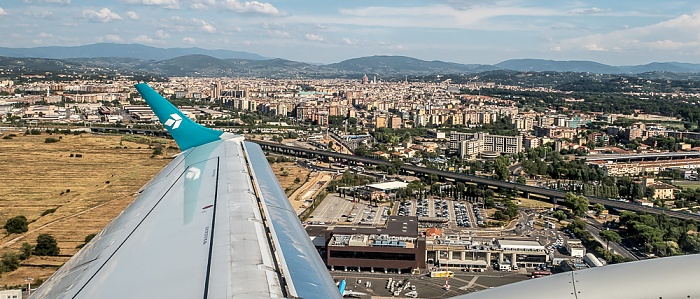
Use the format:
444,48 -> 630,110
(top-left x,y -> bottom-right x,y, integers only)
2,43 -> 700,77
0,43 -> 266,61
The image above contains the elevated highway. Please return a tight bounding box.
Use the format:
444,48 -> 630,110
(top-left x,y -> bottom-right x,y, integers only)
585,152 -> 700,163
253,140 -> 700,222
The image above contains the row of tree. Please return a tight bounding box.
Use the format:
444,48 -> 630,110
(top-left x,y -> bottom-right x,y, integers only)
618,211 -> 700,256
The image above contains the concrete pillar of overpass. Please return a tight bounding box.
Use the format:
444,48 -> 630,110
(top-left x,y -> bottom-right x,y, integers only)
511,253 -> 517,266
486,252 -> 492,264
498,252 -> 504,264
524,192 -> 530,199
371,267 -> 375,273
448,251 -> 454,260
460,251 -> 466,261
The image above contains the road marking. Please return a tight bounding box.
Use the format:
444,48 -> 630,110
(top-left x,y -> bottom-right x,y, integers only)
458,276 -> 479,290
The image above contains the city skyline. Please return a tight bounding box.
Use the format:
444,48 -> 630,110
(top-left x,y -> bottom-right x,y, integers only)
2,1 -> 700,65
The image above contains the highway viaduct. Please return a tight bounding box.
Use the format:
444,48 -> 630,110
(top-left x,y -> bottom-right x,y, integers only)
253,140 -> 700,222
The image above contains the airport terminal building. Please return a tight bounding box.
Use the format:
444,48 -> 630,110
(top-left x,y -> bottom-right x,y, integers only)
321,216 -> 548,273
324,216 -> 426,273
426,238 -> 549,271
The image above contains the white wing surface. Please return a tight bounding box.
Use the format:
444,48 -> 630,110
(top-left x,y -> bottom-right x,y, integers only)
29,83 -> 341,299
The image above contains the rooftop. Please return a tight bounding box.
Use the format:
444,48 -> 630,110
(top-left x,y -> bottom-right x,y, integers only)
366,181 -> 408,191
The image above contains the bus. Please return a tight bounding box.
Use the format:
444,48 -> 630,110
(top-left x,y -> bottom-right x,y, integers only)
429,270 -> 454,278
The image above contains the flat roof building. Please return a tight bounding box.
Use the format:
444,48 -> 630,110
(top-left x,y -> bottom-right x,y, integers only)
324,216 -> 426,273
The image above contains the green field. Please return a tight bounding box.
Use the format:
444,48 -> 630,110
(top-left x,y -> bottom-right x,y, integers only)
672,180 -> 700,190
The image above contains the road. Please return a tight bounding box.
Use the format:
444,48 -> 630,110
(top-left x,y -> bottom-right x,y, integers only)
254,140 -> 700,222
585,220 -> 639,261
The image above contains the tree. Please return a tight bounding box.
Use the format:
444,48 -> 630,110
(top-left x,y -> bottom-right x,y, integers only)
592,203 -> 605,215
564,192 -> 590,217
516,175 -> 526,185
484,197 -> 496,208
599,230 -> 622,251
4,215 -> 29,234
567,218 -> 587,235
0,252 -> 20,273
19,242 -> 34,260
553,210 -> 567,221
34,234 -> 60,256
493,155 -> 510,181
645,186 -> 656,199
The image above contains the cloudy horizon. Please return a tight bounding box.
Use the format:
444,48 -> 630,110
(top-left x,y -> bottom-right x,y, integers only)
2,1 -> 700,65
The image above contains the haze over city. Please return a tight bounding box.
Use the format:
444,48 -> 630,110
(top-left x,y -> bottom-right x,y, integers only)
2,0 -> 700,65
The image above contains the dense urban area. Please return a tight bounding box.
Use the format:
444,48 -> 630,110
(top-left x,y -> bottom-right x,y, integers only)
4,67 -> 700,298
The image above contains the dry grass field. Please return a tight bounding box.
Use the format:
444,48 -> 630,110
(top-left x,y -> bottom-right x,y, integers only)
0,132 -> 312,287
271,161 -> 311,197
0,131 -> 175,286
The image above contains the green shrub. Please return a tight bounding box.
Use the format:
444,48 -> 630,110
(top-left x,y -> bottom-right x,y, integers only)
41,208 -> 57,216
3,216 -> 28,234
33,234 -> 60,256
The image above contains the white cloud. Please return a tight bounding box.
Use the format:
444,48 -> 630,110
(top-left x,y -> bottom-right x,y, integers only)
570,7 -> 609,15
304,33 -> 324,41
0,7 -> 7,16
105,34 -> 123,42
83,8 -> 122,23
122,0 -> 179,9
189,0 -> 215,10
126,11 -> 140,20
38,32 -> 53,38
559,12 -> 700,53
269,30 -> 289,37
220,0 -> 281,15
194,19 -> 216,32
583,43 -> 606,51
22,0 -> 70,4
155,29 -> 170,39
133,34 -> 158,44
295,4 -> 562,30
24,10 -> 53,18
342,37 -> 357,45
182,37 -> 196,44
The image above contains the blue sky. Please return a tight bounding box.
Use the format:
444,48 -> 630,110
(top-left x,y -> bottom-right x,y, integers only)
2,0 -> 700,65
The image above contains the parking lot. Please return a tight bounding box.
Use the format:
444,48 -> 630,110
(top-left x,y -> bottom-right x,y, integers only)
308,194 -> 391,226
395,198 -> 486,231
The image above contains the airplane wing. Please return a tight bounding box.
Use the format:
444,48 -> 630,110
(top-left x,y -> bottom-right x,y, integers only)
451,254 -> 700,299
29,83 -> 342,299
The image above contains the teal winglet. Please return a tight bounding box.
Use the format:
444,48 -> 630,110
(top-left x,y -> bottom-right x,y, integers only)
135,83 -> 223,151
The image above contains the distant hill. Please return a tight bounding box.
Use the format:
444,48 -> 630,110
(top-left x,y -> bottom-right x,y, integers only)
495,59 -> 621,74
4,47 -> 700,78
0,43 -> 266,61
325,55 -> 487,75
494,59 -> 700,74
